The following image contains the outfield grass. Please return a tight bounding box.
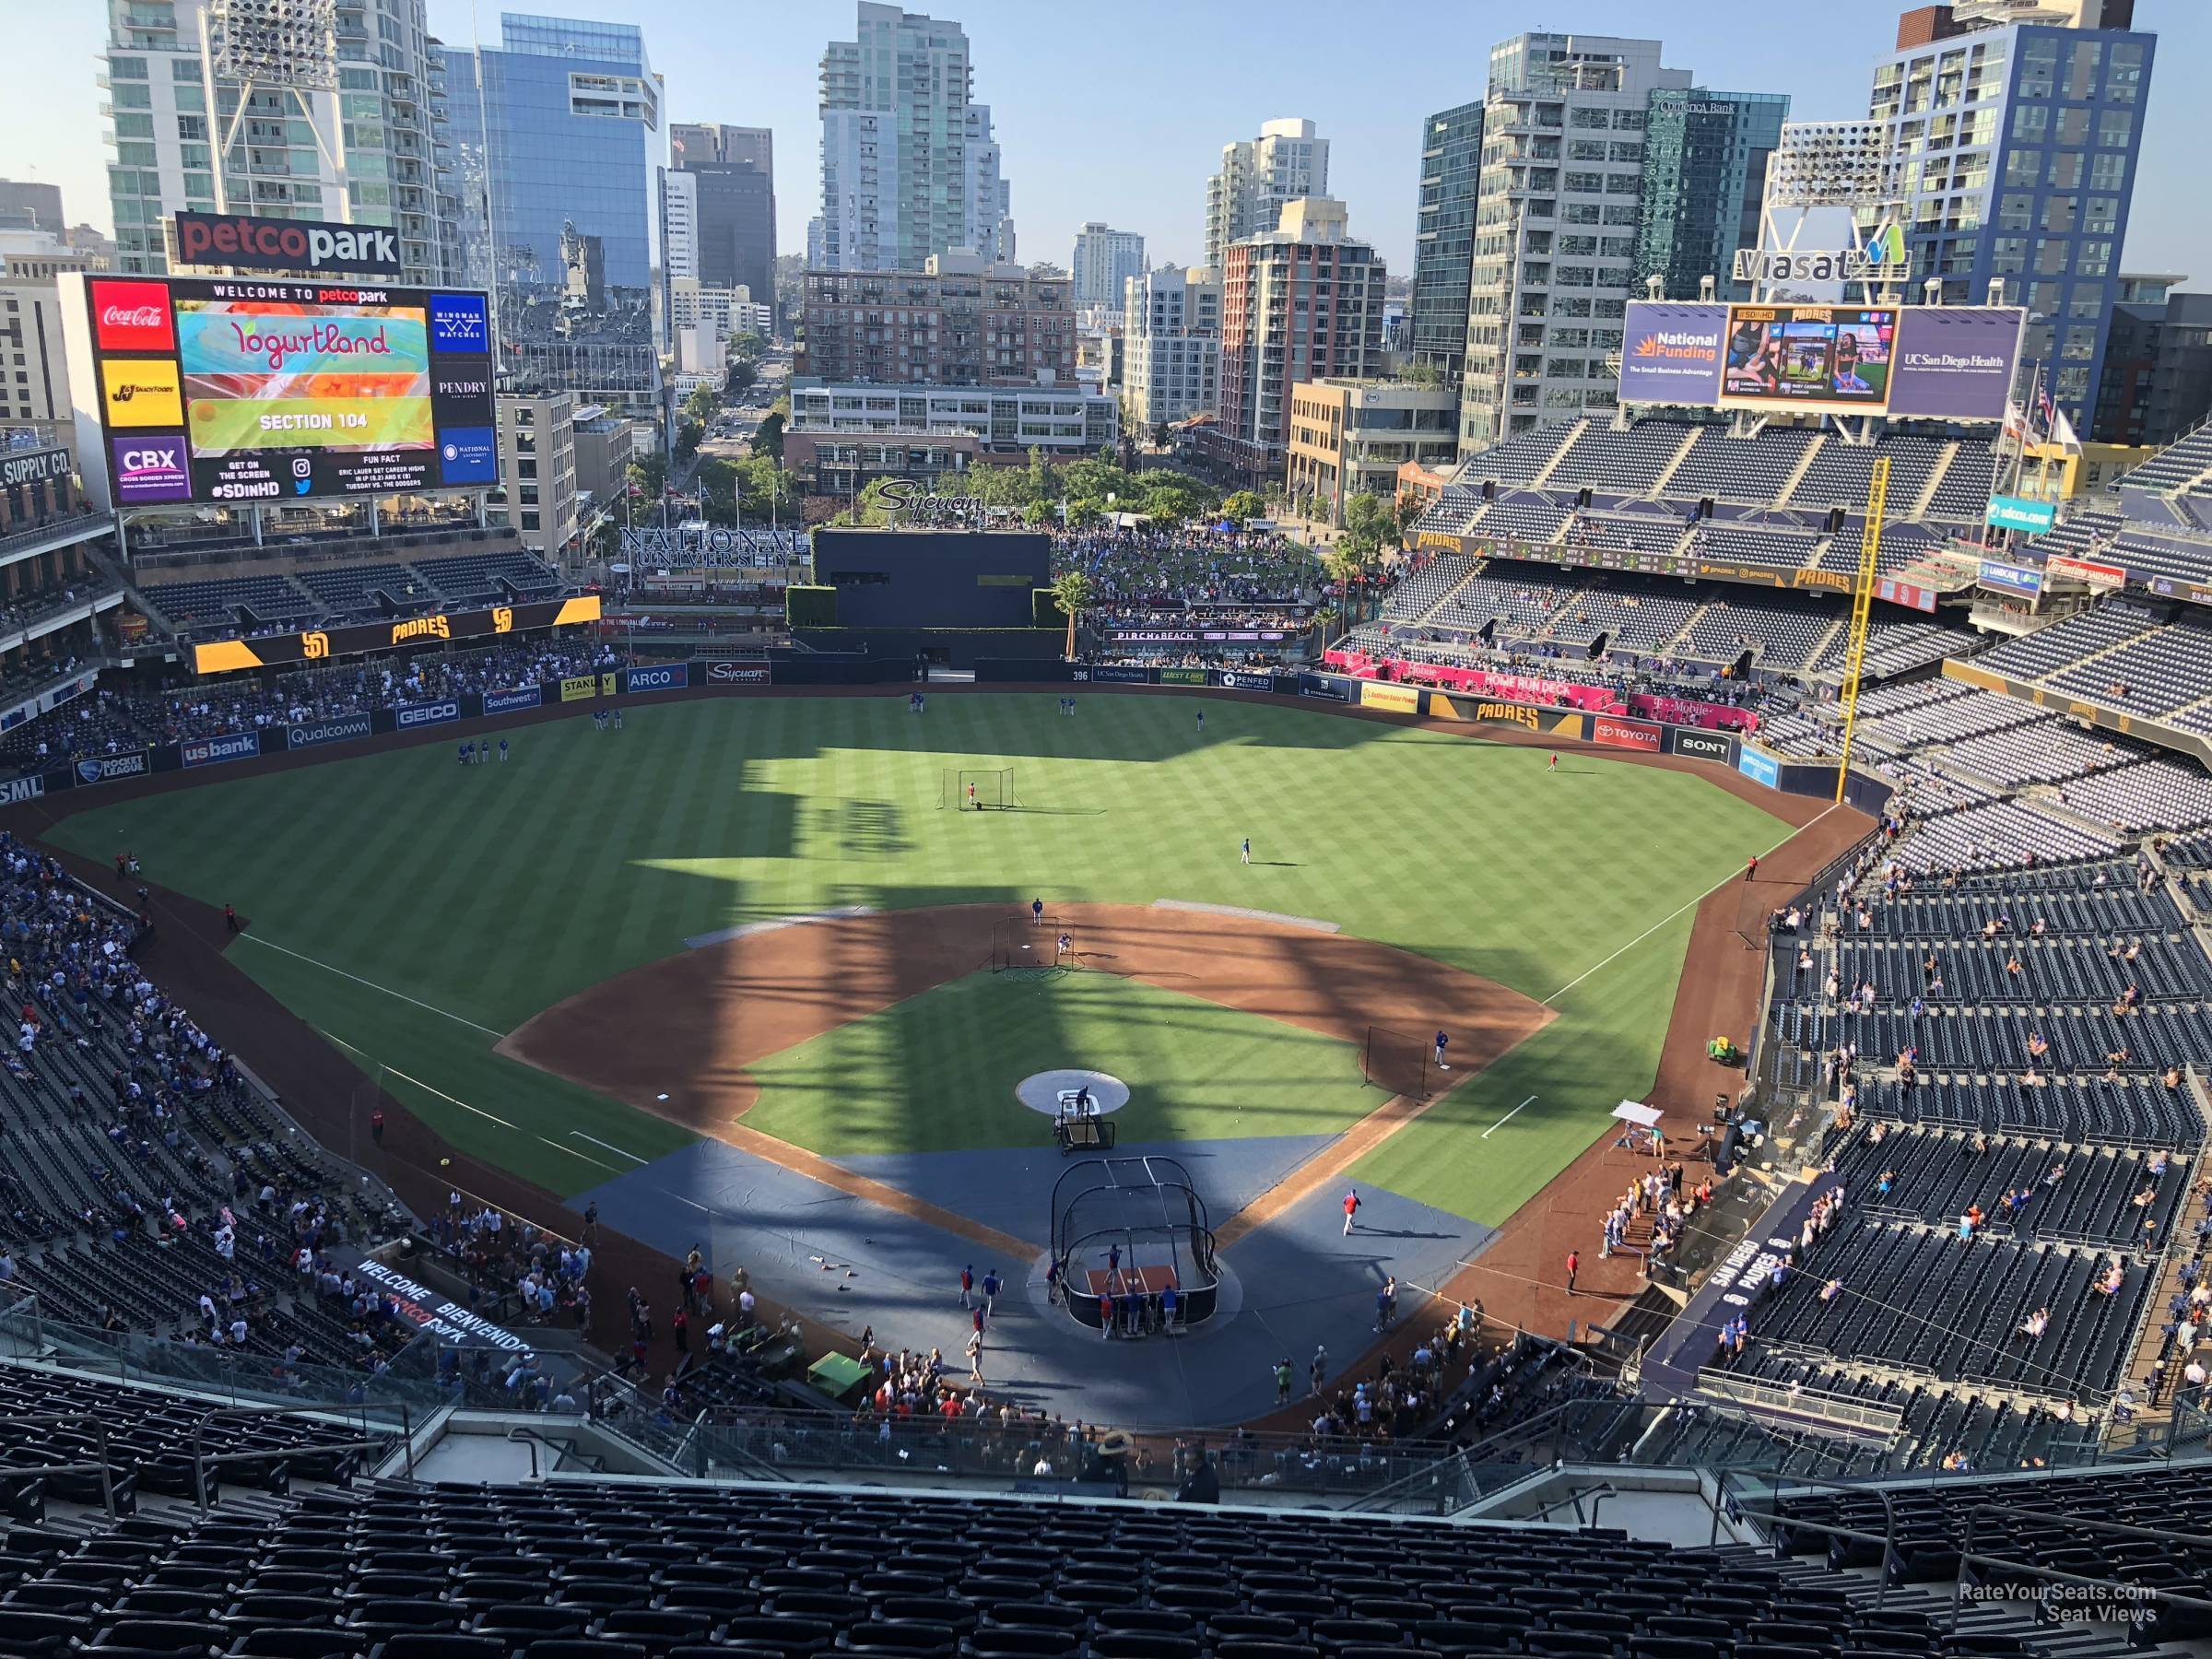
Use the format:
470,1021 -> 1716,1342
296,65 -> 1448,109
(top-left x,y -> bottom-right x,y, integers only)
50,693 -> 1793,1215
743,968 -> 1375,1157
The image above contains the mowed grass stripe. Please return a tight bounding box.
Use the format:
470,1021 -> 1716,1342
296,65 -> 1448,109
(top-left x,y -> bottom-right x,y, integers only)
52,694 -> 1789,1215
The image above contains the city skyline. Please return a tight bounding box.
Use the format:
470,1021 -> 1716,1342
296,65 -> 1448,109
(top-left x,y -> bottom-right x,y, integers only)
9,0 -> 2206,282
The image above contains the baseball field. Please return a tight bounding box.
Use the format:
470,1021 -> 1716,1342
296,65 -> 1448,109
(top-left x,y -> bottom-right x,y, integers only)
50,691 -> 1794,1243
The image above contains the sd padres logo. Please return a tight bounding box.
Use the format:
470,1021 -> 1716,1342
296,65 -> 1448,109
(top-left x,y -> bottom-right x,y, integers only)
492,605 -> 514,635
301,630 -> 331,660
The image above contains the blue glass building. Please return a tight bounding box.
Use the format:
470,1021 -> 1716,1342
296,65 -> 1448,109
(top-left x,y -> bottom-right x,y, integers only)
443,13 -> 661,300
1861,16 -> 2154,429
1634,89 -> 1788,304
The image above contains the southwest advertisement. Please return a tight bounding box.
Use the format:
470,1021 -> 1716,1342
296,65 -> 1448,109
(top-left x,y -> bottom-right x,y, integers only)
68,274 -> 496,508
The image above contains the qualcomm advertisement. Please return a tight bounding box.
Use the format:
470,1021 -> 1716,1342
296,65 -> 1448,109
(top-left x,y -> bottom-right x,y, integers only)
288,714 -> 372,749
1737,747 -> 1781,789
1619,301 -> 2024,423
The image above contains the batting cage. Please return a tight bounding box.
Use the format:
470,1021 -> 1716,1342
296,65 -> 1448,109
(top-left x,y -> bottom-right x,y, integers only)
1050,1156 -> 1220,1334
938,767 -> 1017,810
990,914 -> 1077,974
1360,1024 -> 1435,1100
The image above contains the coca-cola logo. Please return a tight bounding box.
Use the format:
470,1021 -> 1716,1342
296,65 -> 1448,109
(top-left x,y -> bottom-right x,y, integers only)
88,279 -> 174,351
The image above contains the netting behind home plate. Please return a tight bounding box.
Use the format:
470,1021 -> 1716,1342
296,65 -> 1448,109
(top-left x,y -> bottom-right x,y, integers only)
1050,1156 -> 1220,1333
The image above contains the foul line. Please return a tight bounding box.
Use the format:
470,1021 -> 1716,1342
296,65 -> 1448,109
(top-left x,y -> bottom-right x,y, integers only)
1483,1096 -> 1536,1139
1539,803 -> 1840,1006
571,1131 -> 648,1165
236,934 -> 503,1037
322,1031 -> 624,1176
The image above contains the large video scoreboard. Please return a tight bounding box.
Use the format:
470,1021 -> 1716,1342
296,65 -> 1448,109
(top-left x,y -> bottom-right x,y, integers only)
65,273 -> 495,509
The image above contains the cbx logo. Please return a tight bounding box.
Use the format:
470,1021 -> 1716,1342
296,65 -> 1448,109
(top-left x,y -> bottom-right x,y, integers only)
429,293 -> 488,350
397,700 -> 459,728
111,436 -> 190,504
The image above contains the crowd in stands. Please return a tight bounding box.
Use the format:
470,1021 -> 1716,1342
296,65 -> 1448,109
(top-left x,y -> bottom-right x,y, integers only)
0,830 -> 432,1387
0,638 -> 633,776
1054,526 -> 1322,615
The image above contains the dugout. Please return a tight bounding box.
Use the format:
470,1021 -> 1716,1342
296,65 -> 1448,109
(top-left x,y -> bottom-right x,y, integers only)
811,528 -> 1051,629
1051,1157 -> 1221,1334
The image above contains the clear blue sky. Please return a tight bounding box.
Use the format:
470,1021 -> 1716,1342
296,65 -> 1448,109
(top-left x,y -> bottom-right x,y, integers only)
6,0 -> 2206,281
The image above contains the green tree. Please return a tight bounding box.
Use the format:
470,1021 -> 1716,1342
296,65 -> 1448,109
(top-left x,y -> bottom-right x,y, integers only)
1064,498 -> 1102,530
725,359 -> 759,394
675,418 -> 703,462
682,384 -> 718,427
1221,489 -> 1267,525
625,452 -> 667,503
1398,359 -> 1444,388
1048,570 -> 1095,660
753,404 -> 786,464
1341,490 -> 1395,559
730,330 -> 765,361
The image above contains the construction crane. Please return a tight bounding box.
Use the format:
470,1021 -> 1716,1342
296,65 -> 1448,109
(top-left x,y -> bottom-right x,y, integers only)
1832,454 -> 1890,805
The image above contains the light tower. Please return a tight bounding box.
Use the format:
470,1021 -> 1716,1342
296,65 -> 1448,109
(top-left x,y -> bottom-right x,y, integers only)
203,0 -> 344,219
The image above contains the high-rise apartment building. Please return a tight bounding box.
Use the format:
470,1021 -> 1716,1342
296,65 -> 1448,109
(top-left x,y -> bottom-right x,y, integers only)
660,168 -> 699,281
1457,34 -> 1693,452
1072,224 -> 1146,312
0,182 -> 65,236
443,13 -> 662,408
444,15 -> 660,297
1208,198 -> 1385,484
0,230 -> 91,448
671,123 -> 776,322
817,5 -> 1013,272
1410,101 -> 1485,381
1121,264 -> 1220,433
98,0 -> 453,284
1860,2 -> 2154,429
1632,88 -> 1787,302
1204,119 -> 1328,274
798,251 -> 1072,386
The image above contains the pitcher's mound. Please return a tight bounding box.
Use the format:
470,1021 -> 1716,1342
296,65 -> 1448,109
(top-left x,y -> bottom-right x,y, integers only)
1015,1069 -> 1130,1117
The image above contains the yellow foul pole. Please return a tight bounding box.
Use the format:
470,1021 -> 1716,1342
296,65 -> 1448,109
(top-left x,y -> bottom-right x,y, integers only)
1832,454 -> 1889,805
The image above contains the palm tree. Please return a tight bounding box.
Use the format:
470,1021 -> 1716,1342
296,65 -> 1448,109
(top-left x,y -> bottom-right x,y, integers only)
1048,571 -> 1095,661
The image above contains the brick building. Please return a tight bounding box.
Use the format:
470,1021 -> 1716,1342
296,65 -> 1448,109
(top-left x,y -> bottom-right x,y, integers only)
798,251 -> 1073,387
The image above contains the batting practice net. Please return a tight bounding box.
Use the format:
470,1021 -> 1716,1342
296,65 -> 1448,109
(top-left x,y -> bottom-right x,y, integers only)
1050,1156 -> 1220,1334
990,914 -> 1077,974
1361,1025 -> 1435,1100
938,767 -> 1017,810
